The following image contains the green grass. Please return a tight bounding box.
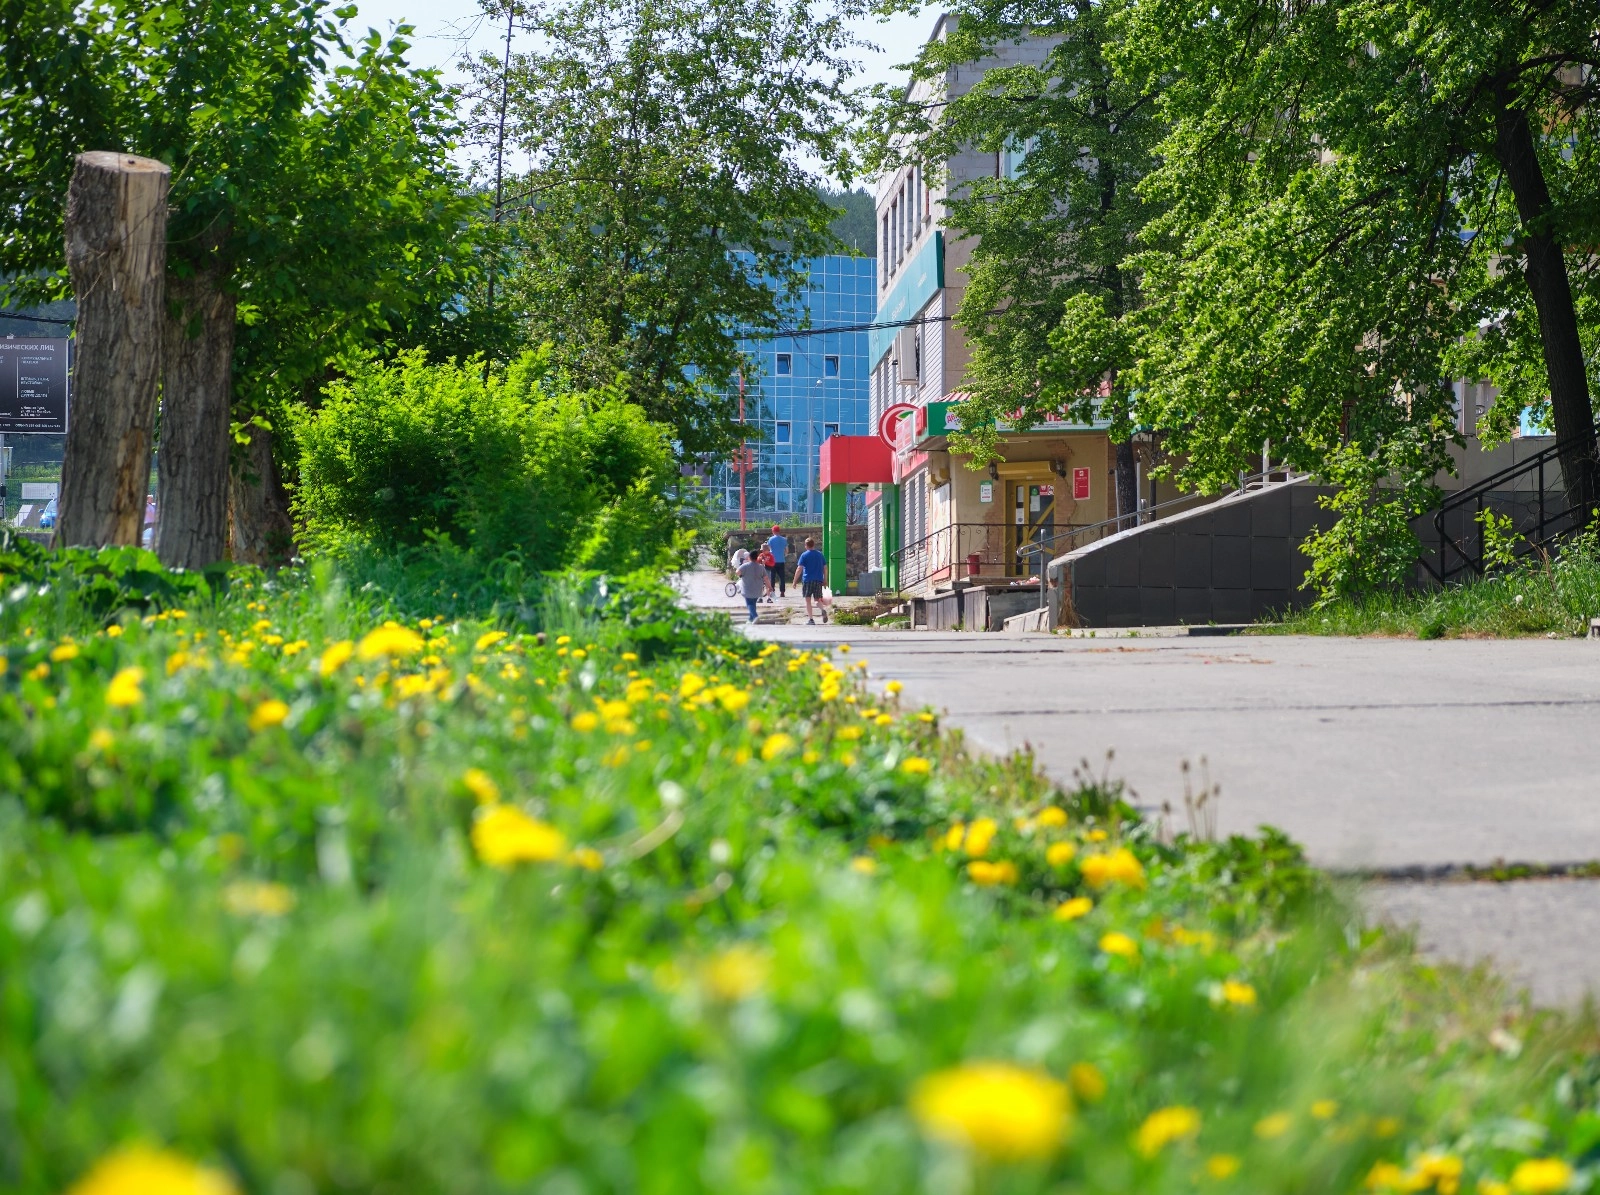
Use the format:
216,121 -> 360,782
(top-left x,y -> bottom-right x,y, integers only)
1,545 -> 1597,1194
1264,540 -> 1600,639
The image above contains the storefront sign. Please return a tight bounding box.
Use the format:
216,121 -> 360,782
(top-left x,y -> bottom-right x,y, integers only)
1072,467 -> 1091,500
0,339 -> 69,434
978,481 -> 993,503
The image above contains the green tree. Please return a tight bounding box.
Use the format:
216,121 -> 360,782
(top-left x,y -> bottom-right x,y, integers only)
0,0 -> 478,567
471,0 -> 866,457
1113,0 -> 1600,591
868,0 -> 1164,521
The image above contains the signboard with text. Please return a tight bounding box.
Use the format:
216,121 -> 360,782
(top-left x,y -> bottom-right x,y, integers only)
0,339 -> 70,434
1072,467 -> 1091,501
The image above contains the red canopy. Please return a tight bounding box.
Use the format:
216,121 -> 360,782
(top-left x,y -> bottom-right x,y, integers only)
817,435 -> 895,489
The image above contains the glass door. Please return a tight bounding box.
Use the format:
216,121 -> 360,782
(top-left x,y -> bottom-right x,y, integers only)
1006,479 -> 1056,576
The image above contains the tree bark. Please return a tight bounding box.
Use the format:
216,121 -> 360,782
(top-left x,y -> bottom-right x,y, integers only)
1492,85 -> 1598,518
1114,439 -> 1138,530
229,420 -> 296,567
57,152 -> 169,548
156,260 -> 235,569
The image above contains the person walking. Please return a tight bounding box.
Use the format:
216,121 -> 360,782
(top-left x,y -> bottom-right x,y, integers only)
793,536 -> 829,625
756,544 -> 777,603
764,524 -> 788,599
734,548 -> 767,625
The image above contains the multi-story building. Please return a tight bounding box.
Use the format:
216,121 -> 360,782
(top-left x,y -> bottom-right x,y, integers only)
866,15 -> 1126,594
709,255 -> 876,523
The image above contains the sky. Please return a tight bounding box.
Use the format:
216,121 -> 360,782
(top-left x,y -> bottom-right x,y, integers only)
349,0 -> 932,182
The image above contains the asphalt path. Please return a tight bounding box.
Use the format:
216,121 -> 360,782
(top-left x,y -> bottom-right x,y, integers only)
733,615 -> 1600,1004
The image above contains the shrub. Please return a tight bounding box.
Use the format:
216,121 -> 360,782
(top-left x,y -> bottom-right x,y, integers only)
294,350 -> 689,571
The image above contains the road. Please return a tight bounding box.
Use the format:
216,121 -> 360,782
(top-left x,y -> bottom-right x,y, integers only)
735,614 -> 1600,1004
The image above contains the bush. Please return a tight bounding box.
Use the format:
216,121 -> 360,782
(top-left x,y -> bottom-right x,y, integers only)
294,350 -> 691,571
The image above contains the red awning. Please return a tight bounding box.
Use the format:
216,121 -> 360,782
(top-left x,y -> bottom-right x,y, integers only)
818,435 -> 895,488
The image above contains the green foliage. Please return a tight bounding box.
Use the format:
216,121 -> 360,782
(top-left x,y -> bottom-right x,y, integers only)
0,552 -> 1594,1194
1271,523 -> 1600,638
293,350 -> 690,573
473,0 -> 867,454
0,533 -> 225,637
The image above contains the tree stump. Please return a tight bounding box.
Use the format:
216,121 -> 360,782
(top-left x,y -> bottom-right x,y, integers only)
58,151 -> 170,549
157,253 -> 235,570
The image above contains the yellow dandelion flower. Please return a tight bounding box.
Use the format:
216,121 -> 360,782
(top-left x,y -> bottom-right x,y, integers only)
247,699 -> 290,732
1206,1154 -> 1242,1180
716,686 -> 750,713
105,667 -> 146,708
917,711 -> 936,723
679,672 -> 706,698
967,860 -> 1018,886
88,727 -> 115,752
836,725 -> 862,741
1135,1106 -> 1201,1157
471,805 -> 568,867
357,623 -> 424,661
900,756 -> 932,776
318,640 -> 355,678
1099,931 -> 1139,959
570,711 -> 600,732
885,680 -> 903,696
837,643 -> 851,653
251,619 -> 272,632
703,944 -> 769,1001
555,634 -> 572,646
911,1062 -> 1069,1161
1054,896 -> 1093,921
1085,828 -> 1109,842
282,640 -> 309,656
105,625 -> 124,638
1481,1182 -> 1512,1195
850,855 -> 878,875
65,1145 -> 238,1195
1221,979 -> 1258,1007
462,768 -> 501,804
474,630 -> 507,652
50,641 -> 80,662
223,880 -> 296,917
568,846 -> 604,871
1035,806 -> 1069,828
571,648 -> 588,660
1047,841 -> 1078,867
165,650 -> 190,677
1510,1159 -> 1572,1194
962,817 -> 998,857
1373,1118 -> 1402,1138
1254,1113 -> 1292,1139
760,732 -> 795,760
1068,1061 -> 1106,1102
1079,847 -> 1146,890
1311,1100 -> 1339,1120
621,651 -> 638,662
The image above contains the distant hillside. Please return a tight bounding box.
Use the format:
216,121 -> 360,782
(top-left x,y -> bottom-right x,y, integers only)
819,187 -> 876,257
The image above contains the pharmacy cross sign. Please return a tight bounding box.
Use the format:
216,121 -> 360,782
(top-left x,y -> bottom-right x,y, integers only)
0,339 -> 70,434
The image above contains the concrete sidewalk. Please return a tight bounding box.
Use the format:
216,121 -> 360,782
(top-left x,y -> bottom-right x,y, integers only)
742,622 -> 1600,1004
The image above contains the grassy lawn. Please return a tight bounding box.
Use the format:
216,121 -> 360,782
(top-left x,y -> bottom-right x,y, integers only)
1263,538 -> 1600,639
1,538 -> 1596,1194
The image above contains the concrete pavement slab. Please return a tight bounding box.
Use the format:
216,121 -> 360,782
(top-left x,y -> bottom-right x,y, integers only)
746,626 -> 1600,872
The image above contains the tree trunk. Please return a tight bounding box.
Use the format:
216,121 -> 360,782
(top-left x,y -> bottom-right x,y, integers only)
1492,85 -> 1598,518
1114,439 -> 1138,530
229,420 -> 296,567
156,261 -> 235,569
57,152 -> 169,548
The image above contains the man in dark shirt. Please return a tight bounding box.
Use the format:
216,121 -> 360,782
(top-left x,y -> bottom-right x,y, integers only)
793,537 -> 829,625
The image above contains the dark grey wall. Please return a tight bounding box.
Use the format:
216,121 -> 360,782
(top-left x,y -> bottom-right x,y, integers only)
1056,482 -> 1338,628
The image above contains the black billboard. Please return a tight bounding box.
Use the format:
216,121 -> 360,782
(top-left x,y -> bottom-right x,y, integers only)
0,339 -> 69,434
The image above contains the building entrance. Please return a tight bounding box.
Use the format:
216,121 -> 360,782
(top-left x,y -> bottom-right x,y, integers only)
1006,478 -> 1056,576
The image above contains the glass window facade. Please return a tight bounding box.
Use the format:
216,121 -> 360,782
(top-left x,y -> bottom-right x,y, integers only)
711,255 -> 876,520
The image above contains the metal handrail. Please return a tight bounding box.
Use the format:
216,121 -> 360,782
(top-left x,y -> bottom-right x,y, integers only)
1420,420 -> 1600,585
1033,465 -> 1308,565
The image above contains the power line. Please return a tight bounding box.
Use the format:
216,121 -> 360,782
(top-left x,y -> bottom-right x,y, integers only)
0,312 -> 74,326
741,310 -> 963,342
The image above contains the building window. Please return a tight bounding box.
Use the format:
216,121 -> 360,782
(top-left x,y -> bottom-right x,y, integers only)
824,423 -> 839,439
824,355 -> 839,377
775,353 -> 792,375
775,421 -> 792,444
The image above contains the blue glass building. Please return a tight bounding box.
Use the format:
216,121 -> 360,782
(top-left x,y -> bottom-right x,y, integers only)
710,255 -> 876,522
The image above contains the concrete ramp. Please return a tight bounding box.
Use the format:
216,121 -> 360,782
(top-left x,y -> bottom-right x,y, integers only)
1050,478 -> 1336,628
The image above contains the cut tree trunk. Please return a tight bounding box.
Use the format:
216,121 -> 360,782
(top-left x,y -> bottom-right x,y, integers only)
57,152 -> 170,548
1493,86 -> 1598,520
229,420 -> 296,567
156,261 -> 235,569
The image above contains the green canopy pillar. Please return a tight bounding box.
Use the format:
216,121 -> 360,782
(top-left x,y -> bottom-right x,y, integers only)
878,484 -> 900,592
822,482 -> 849,594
